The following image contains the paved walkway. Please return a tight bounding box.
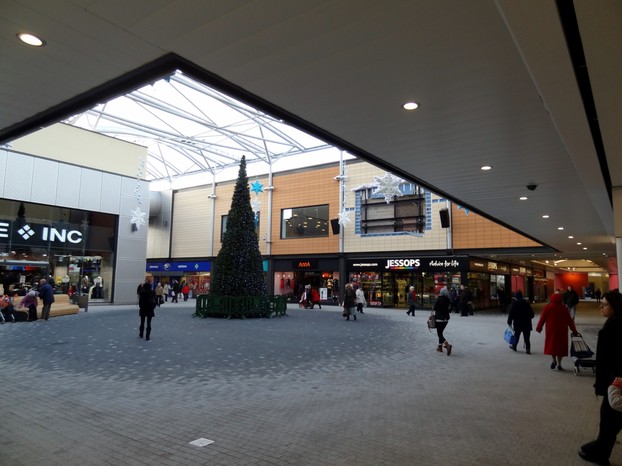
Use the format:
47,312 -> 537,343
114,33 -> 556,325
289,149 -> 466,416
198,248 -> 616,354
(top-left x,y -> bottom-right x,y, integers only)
0,299 -> 619,465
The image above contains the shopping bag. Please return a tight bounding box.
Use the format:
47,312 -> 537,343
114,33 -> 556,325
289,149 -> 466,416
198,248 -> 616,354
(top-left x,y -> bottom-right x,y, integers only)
504,327 -> 516,346
427,313 -> 436,330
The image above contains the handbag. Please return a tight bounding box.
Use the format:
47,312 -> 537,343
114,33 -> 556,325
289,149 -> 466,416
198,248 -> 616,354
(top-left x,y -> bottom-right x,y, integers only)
504,326 -> 516,346
427,313 -> 436,330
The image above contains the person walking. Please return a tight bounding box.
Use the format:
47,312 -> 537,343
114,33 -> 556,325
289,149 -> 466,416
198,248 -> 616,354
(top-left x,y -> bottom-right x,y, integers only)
507,291 -> 534,354
459,285 -> 473,317
535,292 -> 578,370
171,281 -> 180,303
433,287 -> 452,355
579,291 -> 622,465
563,284 -> 580,320
310,287 -> 322,309
155,282 -> 164,307
355,285 -> 366,314
163,282 -> 170,302
595,288 -> 602,304
138,282 -> 156,341
343,283 -> 356,321
406,286 -> 417,316
38,279 -> 55,321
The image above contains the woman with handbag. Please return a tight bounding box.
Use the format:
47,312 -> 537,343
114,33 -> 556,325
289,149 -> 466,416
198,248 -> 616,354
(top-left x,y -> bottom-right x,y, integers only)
433,287 -> 452,355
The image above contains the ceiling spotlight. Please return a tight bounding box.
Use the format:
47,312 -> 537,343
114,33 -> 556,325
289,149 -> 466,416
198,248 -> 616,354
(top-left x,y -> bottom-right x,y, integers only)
568,235 -> 574,239
480,165 -> 492,171
519,196 -> 528,200
402,102 -> 419,110
542,214 -> 549,219
577,242 -> 582,245
557,227 -> 564,230
17,33 -> 45,47
583,247 -> 588,250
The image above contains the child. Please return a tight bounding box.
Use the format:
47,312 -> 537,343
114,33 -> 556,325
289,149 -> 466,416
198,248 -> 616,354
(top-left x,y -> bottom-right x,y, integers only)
607,377 -> 622,412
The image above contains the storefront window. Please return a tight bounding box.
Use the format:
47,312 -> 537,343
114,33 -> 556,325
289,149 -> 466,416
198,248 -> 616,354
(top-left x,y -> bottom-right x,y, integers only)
281,205 -> 329,239
0,200 -> 116,301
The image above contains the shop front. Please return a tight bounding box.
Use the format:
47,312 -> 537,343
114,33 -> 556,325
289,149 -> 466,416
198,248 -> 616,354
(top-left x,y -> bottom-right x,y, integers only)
272,257 -> 339,304
146,260 -> 211,298
347,256 -> 468,308
0,200 -> 117,301
469,259 -> 511,310
510,264 -> 532,301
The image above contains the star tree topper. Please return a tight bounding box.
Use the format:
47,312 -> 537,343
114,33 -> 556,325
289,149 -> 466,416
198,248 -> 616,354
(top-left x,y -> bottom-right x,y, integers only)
373,172 -> 404,204
130,207 -> 147,230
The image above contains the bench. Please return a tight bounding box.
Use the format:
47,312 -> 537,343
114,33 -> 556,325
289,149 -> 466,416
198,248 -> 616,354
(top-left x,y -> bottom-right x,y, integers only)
12,293 -> 80,320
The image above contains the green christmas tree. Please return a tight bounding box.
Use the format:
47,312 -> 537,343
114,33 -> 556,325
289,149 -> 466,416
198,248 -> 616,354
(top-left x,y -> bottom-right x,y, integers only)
211,155 -> 267,297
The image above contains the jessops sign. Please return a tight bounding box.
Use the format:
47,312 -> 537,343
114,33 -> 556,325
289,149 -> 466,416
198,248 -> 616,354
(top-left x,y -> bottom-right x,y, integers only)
0,221 -> 84,247
348,256 -> 468,272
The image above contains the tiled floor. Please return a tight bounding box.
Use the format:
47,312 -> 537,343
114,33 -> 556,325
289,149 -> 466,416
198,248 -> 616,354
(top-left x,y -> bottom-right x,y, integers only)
0,299 -> 618,465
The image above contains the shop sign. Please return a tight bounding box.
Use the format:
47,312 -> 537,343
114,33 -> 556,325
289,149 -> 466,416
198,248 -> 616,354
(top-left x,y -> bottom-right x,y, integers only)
385,258 -> 421,269
146,261 -> 211,272
0,220 -> 84,246
426,259 -> 462,270
292,260 -> 318,269
470,260 -> 487,270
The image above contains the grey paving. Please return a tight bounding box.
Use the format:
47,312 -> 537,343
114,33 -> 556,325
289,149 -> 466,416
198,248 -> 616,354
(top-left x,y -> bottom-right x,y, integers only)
0,300 -> 619,465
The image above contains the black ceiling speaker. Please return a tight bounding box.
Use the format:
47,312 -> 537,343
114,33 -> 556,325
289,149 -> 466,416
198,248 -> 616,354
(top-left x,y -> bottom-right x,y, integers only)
439,209 -> 450,228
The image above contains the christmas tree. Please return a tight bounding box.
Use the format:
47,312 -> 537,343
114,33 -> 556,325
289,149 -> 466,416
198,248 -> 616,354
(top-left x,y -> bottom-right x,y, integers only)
211,155 -> 267,297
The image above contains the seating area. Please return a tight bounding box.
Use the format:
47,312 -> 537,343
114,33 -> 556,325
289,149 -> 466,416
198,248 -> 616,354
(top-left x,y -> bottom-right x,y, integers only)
194,294 -> 288,319
11,294 -> 80,321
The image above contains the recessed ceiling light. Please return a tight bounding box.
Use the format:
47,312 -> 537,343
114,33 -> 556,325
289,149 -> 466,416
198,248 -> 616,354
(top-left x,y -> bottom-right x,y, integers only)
568,235 -> 574,239
519,196 -> 528,200
577,242 -> 582,245
402,102 -> 419,110
480,165 -> 492,171
542,214 -> 550,219
557,227 -> 564,230
583,247 -> 588,250
17,33 -> 45,47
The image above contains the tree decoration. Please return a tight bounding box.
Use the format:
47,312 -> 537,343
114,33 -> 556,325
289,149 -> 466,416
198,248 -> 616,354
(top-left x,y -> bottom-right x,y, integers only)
130,157 -> 146,231
373,172 -> 404,204
457,205 -> 470,215
250,178 -> 263,221
338,209 -> 351,226
211,156 -> 267,297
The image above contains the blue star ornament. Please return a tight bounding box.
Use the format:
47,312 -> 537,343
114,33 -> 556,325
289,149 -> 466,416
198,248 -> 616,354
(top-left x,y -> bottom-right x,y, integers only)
250,180 -> 264,194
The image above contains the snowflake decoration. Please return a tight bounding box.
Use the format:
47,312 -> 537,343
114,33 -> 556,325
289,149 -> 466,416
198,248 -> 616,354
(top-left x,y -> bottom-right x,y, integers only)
130,207 -> 147,230
250,179 -> 264,194
251,197 -> 261,215
338,209 -> 351,227
373,172 -> 404,204
457,205 -> 470,215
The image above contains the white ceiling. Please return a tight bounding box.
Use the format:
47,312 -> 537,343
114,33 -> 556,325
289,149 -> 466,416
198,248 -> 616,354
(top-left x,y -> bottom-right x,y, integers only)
1,0 -> 620,272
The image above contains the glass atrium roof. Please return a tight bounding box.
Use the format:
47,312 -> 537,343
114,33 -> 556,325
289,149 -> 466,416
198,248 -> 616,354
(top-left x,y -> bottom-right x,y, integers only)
64,71 -> 343,188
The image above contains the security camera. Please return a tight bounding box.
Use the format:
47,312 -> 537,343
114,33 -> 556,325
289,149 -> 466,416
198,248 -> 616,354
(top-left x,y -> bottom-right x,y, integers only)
526,184 -> 538,191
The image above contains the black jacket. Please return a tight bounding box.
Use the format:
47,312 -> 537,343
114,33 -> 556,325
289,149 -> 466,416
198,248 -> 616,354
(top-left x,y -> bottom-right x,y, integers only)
433,295 -> 451,321
507,299 -> 534,332
594,315 -> 622,396
138,285 -> 156,317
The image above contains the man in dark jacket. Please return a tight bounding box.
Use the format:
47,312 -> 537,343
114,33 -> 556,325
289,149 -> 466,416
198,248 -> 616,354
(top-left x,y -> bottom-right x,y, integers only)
38,279 -> 55,321
563,285 -> 580,320
507,291 -> 534,353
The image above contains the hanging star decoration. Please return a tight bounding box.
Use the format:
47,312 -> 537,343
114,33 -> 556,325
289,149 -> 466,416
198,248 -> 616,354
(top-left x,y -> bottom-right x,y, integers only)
457,205 -> 470,215
249,178 -> 264,221
130,207 -> 147,230
373,172 -> 404,204
250,179 -> 264,194
338,209 -> 351,227
251,197 -> 261,215
130,157 -> 146,231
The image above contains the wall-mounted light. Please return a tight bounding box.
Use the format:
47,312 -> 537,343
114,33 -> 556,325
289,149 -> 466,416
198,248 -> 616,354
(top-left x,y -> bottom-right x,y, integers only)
334,175 -> 347,181
207,194 -> 217,199
264,186 -> 275,191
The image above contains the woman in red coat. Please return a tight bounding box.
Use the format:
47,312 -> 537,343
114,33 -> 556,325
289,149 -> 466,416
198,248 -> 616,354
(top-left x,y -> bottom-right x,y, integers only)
536,292 -> 578,371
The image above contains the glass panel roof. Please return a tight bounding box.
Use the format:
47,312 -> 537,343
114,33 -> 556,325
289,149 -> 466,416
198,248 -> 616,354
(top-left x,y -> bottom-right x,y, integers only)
64,71 -> 344,187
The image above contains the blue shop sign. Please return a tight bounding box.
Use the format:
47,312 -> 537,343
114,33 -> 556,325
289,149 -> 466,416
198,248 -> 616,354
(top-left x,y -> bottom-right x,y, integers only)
146,261 -> 211,272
